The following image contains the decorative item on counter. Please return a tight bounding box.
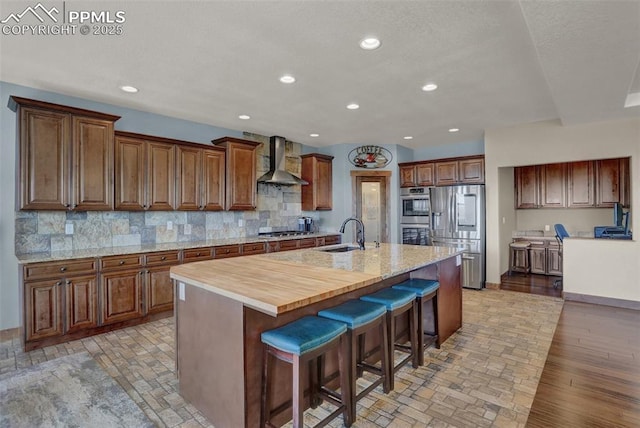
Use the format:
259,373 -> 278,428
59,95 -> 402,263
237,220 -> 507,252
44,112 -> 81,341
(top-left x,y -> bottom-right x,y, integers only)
348,145 -> 392,168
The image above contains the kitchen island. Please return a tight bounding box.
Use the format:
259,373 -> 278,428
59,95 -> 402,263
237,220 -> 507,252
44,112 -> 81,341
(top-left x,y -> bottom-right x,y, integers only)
170,243 -> 462,428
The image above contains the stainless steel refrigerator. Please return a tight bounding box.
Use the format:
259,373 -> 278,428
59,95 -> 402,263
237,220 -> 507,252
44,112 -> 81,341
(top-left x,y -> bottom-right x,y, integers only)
430,185 -> 485,289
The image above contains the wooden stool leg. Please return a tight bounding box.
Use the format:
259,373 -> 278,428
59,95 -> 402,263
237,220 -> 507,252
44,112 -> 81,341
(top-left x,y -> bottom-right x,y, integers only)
338,334 -> 353,427
433,292 -> 440,349
292,355 -> 303,428
410,303 -> 419,369
416,298 -> 425,366
380,313 -> 391,393
260,348 -> 272,428
387,312 -> 395,391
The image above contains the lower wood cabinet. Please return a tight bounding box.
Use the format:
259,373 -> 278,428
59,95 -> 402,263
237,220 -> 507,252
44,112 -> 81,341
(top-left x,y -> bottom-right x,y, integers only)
100,268 -> 144,325
146,266 -> 174,314
512,239 -> 562,276
529,246 -> 547,274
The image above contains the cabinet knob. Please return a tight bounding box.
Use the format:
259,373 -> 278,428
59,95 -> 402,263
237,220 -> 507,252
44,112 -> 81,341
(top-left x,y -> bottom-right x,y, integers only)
143,205 -> 148,209
64,203 -> 70,208
119,260 -> 125,265
60,267 -> 66,272
196,252 -> 201,257
56,281 -> 62,286
66,280 -> 71,285
140,271 -> 144,275
161,256 -> 166,261
225,249 -> 230,253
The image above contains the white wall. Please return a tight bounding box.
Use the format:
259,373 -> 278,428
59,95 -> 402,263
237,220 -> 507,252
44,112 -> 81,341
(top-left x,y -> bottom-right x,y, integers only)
485,118 -> 640,302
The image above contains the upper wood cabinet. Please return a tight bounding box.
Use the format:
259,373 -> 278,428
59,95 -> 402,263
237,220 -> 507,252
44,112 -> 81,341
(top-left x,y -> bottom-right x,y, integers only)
400,156 -> 484,188
399,162 -> 435,187
212,137 -> 260,210
568,161 -> 594,207
515,157 -> 630,209
12,96 -> 120,211
596,158 -> 630,207
301,153 -> 334,210
539,163 -> 566,208
115,132 -> 175,211
176,145 -> 225,210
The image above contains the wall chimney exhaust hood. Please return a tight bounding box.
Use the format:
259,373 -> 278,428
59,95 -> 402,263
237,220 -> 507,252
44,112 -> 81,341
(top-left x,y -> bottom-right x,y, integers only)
257,136 -> 309,185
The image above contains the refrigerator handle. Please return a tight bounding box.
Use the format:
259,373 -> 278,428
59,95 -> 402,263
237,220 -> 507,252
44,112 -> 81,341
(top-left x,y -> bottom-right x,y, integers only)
449,194 -> 454,234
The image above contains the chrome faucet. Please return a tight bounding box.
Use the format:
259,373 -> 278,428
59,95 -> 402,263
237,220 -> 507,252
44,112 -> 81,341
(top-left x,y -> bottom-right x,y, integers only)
339,217 -> 365,250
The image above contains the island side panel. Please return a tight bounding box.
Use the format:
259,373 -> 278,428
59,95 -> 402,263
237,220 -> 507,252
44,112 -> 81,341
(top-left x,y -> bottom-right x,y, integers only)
176,282 -> 246,428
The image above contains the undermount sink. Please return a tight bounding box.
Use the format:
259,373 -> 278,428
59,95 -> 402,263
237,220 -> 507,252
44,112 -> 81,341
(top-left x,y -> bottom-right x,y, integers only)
318,245 -> 361,253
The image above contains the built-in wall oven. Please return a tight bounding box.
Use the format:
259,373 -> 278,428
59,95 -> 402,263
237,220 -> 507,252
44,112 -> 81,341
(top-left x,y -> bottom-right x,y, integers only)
401,187 -> 431,245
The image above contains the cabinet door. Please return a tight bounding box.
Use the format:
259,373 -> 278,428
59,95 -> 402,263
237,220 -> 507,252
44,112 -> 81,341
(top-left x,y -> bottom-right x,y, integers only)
435,161 -> 458,186
147,142 -> 176,210
568,161 -> 594,208
596,159 -> 623,207
176,146 -> 202,210
25,279 -> 63,341
315,157 -> 333,210
65,274 -> 97,333
202,149 -> 225,211
399,165 -> 416,188
515,166 -> 539,209
100,269 -> 144,325
115,135 -> 146,210
19,108 -> 70,210
547,246 -> 562,275
540,163 -> 567,208
529,247 -> 547,274
459,158 -> 484,184
415,163 -> 435,186
146,266 -> 174,314
72,117 -> 114,210
227,142 -> 257,210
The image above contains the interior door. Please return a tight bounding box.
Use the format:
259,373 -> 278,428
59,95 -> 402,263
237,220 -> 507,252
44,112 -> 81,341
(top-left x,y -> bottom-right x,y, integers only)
355,176 -> 388,243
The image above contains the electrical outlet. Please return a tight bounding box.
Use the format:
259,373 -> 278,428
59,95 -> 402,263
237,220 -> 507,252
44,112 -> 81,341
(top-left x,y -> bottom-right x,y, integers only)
238,219 -> 244,227
65,222 -> 74,235
502,217 -> 506,224
184,224 -> 192,235
167,221 -> 173,230
545,224 -> 550,232
179,282 -> 185,301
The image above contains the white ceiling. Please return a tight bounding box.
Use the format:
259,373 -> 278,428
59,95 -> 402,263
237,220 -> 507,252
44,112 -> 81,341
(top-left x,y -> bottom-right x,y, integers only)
1,0 -> 639,149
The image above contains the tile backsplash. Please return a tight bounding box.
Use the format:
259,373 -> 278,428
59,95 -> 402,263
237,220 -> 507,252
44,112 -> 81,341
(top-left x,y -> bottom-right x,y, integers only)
14,133 -> 320,255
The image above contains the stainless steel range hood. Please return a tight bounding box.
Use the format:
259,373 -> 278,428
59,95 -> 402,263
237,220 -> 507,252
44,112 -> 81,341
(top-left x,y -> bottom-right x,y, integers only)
257,136 -> 308,185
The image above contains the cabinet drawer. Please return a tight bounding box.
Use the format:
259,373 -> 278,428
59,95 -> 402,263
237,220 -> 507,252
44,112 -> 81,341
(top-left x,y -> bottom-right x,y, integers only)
267,241 -> 279,253
242,243 -> 266,255
324,235 -> 341,246
316,237 -> 326,247
146,250 -> 180,266
100,254 -> 143,271
183,247 -> 213,262
279,240 -> 299,251
24,258 -> 97,280
299,238 -> 316,249
214,245 -> 241,258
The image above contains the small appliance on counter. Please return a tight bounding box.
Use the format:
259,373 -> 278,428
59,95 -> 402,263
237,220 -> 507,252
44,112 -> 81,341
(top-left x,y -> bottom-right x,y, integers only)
297,216 -> 314,232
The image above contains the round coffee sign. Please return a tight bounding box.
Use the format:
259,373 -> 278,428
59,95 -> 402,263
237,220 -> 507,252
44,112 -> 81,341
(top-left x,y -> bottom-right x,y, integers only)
348,145 -> 392,168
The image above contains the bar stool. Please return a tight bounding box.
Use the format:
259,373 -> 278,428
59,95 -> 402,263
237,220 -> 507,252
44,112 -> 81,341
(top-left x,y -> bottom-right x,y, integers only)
509,241 -> 531,275
318,300 -> 390,424
392,279 -> 440,366
360,288 -> 418,390
260,316 -> 352,428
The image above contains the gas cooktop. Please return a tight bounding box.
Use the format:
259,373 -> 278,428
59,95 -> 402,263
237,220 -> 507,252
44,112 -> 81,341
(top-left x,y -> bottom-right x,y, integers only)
257,230 -> 313,237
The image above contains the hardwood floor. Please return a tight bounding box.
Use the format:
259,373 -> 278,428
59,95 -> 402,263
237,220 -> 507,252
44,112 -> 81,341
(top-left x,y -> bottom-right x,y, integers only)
500,271 -> 563,298
527,301 -> 640,427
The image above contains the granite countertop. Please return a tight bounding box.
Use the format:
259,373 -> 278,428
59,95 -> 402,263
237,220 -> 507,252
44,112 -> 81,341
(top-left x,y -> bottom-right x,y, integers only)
16,232 -> 341,264
170,243 -> 462,316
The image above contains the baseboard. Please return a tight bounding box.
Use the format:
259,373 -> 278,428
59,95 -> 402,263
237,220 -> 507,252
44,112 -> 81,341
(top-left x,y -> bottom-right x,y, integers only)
563,292 -> 640,310
485,282 -> 500,290
0,327 -> 20,342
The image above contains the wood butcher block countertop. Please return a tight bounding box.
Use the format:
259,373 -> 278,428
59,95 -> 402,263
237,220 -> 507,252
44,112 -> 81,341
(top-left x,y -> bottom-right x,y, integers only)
170,243 -> 461,316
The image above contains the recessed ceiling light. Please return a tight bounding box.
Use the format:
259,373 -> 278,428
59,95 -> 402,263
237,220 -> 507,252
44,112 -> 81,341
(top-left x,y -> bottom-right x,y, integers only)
310,133 -> 319,137
120,85 -> 138,93
238,114 -> 251,120
347,103 -> 360,110
360,37 -> 381,50
422,83 -> 438,92
403,136 -> 413,140
449,128 -> 459,133
279,75 -> 296,84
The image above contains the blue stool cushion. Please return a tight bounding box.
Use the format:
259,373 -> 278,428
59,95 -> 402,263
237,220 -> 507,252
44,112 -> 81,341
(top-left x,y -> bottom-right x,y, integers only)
392,279 -> 440,298
318,300 -> 386,329
360,288 -> 416,311
261,316 -> 347,356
